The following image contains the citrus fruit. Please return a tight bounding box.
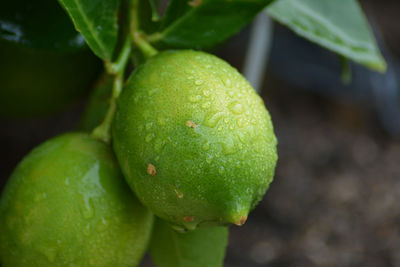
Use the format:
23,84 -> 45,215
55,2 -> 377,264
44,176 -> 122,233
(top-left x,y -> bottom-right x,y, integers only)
112,50 -> 278,230
0,133 -> 153,266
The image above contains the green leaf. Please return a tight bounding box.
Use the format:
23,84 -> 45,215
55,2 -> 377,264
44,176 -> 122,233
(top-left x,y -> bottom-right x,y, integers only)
149,218 -> 228,267
0,0 -> 86,52
155,0 -> 274,49
267,0 -> 386,72
149,0 -> 161,22
138,0 -> 161,34
160,0 -> 192,29
57,0 -> 120,61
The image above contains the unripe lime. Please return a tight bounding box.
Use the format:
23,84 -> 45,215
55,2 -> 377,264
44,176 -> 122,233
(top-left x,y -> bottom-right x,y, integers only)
0,133 -> 153,266
112,50 -> 277,230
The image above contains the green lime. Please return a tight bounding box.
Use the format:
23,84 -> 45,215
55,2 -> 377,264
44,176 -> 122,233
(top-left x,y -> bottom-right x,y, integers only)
112,50 -> 277,230
0,133 -> 153,266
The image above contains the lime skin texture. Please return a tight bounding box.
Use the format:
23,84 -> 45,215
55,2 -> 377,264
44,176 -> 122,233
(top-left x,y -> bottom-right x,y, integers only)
0,133 -> 153,267
112,50 -> 278,231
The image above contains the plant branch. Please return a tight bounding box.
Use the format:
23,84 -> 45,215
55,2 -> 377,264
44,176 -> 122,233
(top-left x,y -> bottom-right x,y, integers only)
130,0 -> 158,58
91,37 -> 131,143
92,0 -> 159,143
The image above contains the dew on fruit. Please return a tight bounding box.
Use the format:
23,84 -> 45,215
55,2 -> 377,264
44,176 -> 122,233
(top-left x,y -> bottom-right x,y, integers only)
202,141 -> 210,151
81,198 -> 95,219
245,188 -> 252,195
65,177 -> 70,185
148,88 -> 158,96
222,77 -> 232,87
218,166 -> 225,174
229,102 -> 243,115
186,120 -> 197,128
83,223 -> 91,236
174,189 -> 184,198
157,116 -> 166,125
202,89 -> 211,97
195,79 -> 204,85
34,192 -> 47,202
154,138 -> 165,153
221,137 -> 237,155
188,95 -> 201,103
203,111 -> 224,127
36,245 -> 57,263
145,122 -> 152,130
206,156 -> 213,164
171,225 -> 187,233
147,164 -> 157,176
201,101 -> 211,109
145,133 -> 154,143
95,217 -> 108,232
78,163 -> 103,220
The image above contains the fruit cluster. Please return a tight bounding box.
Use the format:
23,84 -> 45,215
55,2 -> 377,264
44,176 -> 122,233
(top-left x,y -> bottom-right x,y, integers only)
0,50 -> 278,266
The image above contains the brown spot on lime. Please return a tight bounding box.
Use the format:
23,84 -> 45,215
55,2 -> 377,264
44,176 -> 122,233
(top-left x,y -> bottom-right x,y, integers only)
235,216 -> 247,226
147,164 -> 156,176
186,120 -> 197,128
188,0 -> 202,7
183,216 -> 194,222
174,189 -> 184,198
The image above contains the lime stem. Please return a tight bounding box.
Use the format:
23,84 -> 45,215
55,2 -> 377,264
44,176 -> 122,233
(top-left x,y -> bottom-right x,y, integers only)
91,38 -> 131,143
146,32 -> 163,43
130,0 -> 159,59
105,37 -> 132,75
92,0 -> 158,143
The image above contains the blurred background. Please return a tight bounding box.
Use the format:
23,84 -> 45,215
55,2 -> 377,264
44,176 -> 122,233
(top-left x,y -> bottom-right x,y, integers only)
1,0 -> 399,266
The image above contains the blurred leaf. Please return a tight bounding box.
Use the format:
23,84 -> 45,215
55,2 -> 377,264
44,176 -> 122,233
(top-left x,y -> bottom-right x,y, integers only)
155,0 -> 274,49
160,0 -> 192,29
57,0 -> 120,61
267,0 -> 387,72
149,0 -> 160,22
340,57 -> 352,84
138,0 -> 161,34
149,218 -> 228,267
0,0 -> 85,52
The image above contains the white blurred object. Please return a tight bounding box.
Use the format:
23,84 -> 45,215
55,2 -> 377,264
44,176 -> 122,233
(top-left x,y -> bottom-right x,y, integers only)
243,11 -> 273,93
